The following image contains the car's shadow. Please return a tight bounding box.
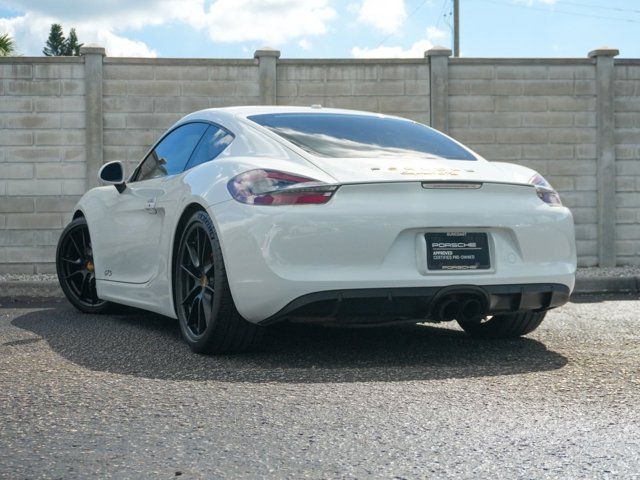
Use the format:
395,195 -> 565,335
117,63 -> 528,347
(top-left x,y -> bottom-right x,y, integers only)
11,303 -> 567,383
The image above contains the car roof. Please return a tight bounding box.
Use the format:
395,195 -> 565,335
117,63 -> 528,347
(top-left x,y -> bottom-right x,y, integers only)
181,105 -> 392,126
225,105 -> 384,117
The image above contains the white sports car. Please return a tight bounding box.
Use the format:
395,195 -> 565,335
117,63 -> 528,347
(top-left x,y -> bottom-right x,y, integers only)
56,106 -> 576,353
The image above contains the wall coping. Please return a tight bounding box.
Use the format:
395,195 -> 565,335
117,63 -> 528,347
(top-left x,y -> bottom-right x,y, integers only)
450,57 -> 594,65
589,47 -> 620,58
80,45 -> 106,56
103,57 -> 256,66
254,48 -> 281,59
1,56 -> 637,66
425,46 -> 452,57
278,58 -> 427,65
0,56 -> 84,64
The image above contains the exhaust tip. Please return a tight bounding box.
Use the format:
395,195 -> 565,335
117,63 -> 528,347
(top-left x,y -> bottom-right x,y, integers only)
461,298 -> 483,321
437,299 -> 461,322
430,290 -> 488,322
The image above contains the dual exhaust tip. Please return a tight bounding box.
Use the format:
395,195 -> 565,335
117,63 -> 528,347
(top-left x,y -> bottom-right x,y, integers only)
432,295 -> 486,322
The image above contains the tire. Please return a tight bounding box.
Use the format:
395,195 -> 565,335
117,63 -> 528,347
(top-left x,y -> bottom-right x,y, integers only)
173,211 -> 264,354
56,217 -> 111,314
457,310 -> 547,338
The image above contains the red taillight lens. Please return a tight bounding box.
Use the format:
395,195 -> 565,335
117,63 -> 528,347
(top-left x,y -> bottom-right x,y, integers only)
227,169 -> 338,206
529,173 -> 562,207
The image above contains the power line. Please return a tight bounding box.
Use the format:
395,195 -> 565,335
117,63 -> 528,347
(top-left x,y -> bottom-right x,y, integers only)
374,0 -> 430,49
553,0 -> 640,15
435,0 -> 449,29
476,0 -> 640,24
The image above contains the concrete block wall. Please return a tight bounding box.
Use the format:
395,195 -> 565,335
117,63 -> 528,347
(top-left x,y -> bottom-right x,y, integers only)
0,58 -> 86,273
102,58 -> 259,176
277,59 -> 430,124
448,60 -> 599,266
614,62 -> 640,264
0,48 -> 639,273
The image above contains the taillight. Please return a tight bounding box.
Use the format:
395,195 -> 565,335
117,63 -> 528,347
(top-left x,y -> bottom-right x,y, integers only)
227,169 -> 338,205
529,173 -> 562,207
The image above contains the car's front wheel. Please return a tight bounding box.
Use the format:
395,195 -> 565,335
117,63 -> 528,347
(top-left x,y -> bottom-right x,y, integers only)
456,311 -> 547,338
56,217 -> 111,314
173,211 -> 264,354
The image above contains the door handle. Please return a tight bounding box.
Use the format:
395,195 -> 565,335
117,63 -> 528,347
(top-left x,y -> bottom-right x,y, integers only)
145,198 -> 157,214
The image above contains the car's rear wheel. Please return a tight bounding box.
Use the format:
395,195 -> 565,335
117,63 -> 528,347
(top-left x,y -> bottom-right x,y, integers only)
456,311 -> 547,338
56,217 -> 110,313
174,211 -> 264,354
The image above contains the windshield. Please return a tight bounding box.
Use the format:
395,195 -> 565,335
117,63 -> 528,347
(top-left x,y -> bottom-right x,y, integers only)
247,113 -> 477,161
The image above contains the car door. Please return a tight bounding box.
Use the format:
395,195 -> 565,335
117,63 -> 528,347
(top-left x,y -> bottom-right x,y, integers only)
94,122 -> 208,284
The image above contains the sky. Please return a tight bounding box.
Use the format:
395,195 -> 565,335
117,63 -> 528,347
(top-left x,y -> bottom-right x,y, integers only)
0,0 -> 638,59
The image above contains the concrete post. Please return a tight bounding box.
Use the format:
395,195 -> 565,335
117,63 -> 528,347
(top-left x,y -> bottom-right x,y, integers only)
425,46 -> 452,133
589,47 -> 619,267
254,47 -> 280,105
80,44 -> 105,190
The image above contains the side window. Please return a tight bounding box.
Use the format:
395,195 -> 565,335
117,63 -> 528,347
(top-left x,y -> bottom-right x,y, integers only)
185,125 -> 235,171
135,122 -> 208,182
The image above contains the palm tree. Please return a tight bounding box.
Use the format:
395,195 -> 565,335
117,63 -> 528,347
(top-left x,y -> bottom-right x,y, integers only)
0,33 -> 15,56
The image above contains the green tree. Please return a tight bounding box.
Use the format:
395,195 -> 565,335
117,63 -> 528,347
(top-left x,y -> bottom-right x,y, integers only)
63,28 -> 82,56
0,33 -> 15,56
43,23 -> 66,56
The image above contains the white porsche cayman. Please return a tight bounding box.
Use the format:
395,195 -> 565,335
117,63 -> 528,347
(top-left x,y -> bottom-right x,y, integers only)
56,106 -> 576,353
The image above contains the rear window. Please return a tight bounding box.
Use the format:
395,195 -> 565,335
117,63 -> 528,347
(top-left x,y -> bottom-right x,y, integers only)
247,113 -> 476,161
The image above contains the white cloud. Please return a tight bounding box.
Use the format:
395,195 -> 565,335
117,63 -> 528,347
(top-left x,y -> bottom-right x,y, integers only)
0,12 -> 158,57
0,12 -> 52,56
351,26 -> 448,58
352,39 -> 432,59
0,0 -> 336,56
299,39 -> 312,50
426,25 -> 447,42
356,0 -> 406,33
204,0 -> 335,45
1,1 -> 203,29
95,30 -> 157,57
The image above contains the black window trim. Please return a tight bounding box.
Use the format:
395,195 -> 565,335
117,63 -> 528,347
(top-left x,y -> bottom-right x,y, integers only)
129,120 -> 235,183
184,123 -> 236,172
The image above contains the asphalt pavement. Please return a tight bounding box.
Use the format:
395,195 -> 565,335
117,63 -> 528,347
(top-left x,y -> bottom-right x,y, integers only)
1,295 -> 639,479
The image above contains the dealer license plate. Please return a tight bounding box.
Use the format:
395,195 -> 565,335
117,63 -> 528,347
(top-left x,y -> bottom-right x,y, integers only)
425,232 -> 490,271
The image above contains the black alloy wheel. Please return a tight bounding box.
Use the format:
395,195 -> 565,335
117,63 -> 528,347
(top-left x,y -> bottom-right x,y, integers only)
176,219 -> 216,338
174,211 -> 264,354
56,217 -> 109,313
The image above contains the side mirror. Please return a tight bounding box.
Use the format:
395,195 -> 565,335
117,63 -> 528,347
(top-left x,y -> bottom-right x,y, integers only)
98,161 -> 126,193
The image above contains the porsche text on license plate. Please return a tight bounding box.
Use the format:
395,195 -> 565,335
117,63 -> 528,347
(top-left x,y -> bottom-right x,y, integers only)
425,232 -> 490,271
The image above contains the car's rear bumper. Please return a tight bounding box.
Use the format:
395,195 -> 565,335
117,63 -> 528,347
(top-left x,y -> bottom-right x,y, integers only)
211,181 -> 576,323
257,282 -> 571,325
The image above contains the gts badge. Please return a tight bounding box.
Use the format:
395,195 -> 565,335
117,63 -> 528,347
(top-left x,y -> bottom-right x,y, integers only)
104,269 -> 112,277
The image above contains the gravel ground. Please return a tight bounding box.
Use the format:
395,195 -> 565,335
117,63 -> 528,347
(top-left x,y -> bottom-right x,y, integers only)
1,295 -> 639,479
577,266 -> 640,278
0,274 -> 58,282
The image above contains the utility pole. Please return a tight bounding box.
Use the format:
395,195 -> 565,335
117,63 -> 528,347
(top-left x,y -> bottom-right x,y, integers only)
453,0 -> 460,57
